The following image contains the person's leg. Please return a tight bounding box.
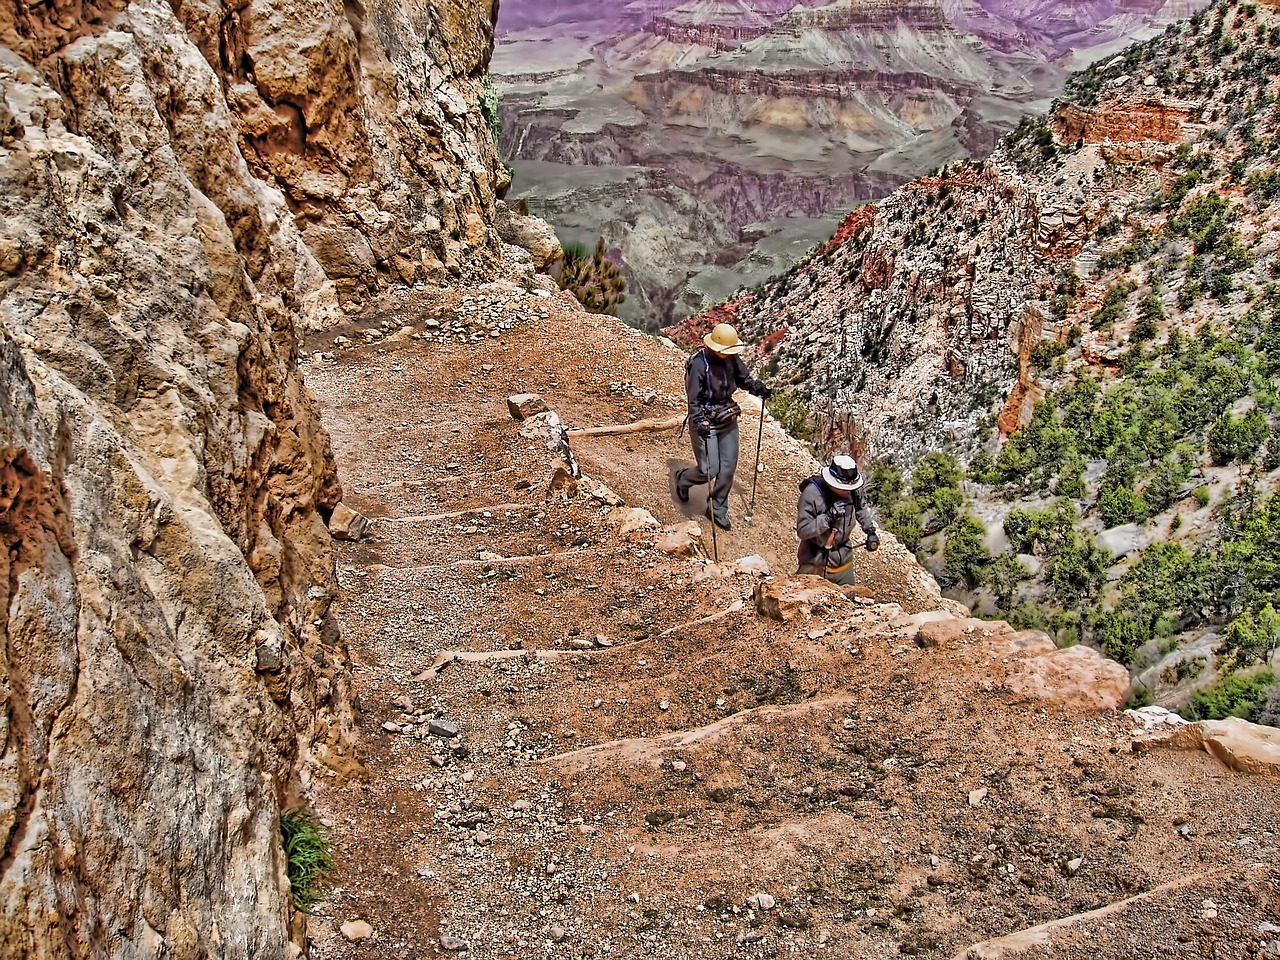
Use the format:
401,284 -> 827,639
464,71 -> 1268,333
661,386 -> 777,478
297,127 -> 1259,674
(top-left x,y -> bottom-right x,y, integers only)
708,423 -> 738,523
677,430 -> 715,499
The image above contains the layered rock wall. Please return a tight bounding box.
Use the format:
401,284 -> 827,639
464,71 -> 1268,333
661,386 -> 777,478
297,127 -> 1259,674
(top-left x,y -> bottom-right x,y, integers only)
0,0 -> 389,953
3,0 -> 515,316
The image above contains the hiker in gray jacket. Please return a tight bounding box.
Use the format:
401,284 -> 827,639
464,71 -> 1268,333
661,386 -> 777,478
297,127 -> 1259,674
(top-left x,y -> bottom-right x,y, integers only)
674,322 -> 770,531
796,455 -> 879,586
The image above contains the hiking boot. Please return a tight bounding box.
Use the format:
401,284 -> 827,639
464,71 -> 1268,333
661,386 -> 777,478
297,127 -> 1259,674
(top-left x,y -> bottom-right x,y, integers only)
705,506 -> 731,531
674,469 -> 690,503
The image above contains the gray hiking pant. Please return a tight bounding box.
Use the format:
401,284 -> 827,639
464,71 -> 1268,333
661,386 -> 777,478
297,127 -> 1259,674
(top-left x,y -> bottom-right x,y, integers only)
678,422 -> 739,523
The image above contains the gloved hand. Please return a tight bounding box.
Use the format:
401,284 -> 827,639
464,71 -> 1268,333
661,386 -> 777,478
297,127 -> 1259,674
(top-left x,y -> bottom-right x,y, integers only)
695,419 -> 712,438
750,379 -> 773,399
829,500 -> 849,522
865,530 -> 880,551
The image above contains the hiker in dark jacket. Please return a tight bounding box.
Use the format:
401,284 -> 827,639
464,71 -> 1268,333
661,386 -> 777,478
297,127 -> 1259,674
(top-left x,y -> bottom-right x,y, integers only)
796,455 -> 879,586
674,323 -> 770,530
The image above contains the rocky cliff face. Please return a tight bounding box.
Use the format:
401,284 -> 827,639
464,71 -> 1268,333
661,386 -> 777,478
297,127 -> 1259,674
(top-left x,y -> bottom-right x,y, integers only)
3,0 -> 521,318
494,0 -> 1209,328
0,0 -> 524,951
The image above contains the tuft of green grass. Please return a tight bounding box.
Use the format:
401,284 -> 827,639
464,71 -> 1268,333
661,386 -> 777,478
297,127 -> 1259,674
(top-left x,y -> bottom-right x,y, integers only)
280,809 -> 336,911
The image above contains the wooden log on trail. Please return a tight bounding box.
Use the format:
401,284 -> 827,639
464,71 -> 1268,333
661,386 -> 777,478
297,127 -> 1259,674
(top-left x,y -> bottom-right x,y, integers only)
566,415 -> 683,438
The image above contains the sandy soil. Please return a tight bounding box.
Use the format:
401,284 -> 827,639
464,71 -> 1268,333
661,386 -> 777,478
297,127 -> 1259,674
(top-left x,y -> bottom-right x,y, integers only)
301,284 -> 1279,960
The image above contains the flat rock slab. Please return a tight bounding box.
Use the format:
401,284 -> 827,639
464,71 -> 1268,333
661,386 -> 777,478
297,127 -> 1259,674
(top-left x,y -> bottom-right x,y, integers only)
915,619 -> 1129,714
1005,643 -> 1131,713
1134,716 -> 1280,776
754,575 -> 848,622
428,719 -> 461,739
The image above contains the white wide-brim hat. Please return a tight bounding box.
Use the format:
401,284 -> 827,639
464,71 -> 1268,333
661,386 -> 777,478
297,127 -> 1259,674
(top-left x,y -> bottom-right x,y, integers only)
822,455 -> 865,492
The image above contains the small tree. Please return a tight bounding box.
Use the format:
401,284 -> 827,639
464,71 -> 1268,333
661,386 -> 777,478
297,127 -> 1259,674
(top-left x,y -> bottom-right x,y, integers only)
989,555 -> 1031,610
886,499 -> 924,552
943,514 -> 992,588
1207,408 -> 1269,464
869,462 -> 904,511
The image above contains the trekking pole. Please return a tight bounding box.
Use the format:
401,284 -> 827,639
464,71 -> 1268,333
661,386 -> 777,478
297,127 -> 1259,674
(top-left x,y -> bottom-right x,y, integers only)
745,401 -> 766,523
708,473 -> 719,562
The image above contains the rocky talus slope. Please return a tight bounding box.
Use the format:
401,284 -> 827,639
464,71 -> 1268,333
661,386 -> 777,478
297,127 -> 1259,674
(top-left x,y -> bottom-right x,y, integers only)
303,284 -> 1278,960
0,0 -> 555,953
670,0 -> 1280,722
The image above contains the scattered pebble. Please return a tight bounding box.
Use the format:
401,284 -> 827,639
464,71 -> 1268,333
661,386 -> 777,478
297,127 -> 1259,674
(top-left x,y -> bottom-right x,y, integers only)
340,920 -> 373,942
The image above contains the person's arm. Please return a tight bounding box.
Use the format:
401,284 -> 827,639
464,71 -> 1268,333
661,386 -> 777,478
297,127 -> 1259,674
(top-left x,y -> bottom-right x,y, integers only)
796,485 -> 835,543
853,487 -> 880,549
733,356 -> 770,398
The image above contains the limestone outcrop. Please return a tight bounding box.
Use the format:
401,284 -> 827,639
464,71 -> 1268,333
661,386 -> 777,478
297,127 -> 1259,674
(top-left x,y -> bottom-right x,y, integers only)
0,0 -> 369,953
2,0 -> 531,321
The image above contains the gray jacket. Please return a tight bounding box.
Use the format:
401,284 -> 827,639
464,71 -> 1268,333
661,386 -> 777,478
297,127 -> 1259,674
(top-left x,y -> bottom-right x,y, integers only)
795,476 -> 876,570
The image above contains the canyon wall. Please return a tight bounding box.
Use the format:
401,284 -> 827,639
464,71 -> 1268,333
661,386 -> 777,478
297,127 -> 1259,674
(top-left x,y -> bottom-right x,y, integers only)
495,0 -> 1209,328
0,0 -> 520,952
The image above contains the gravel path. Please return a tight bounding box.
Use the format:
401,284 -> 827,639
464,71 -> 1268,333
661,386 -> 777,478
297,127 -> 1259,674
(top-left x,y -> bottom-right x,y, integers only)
302,285 -> 1280,960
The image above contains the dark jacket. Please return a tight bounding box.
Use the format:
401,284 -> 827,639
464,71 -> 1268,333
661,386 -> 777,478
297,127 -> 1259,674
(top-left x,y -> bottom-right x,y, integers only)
796,475 -> 876,571
685,349 -> 754,428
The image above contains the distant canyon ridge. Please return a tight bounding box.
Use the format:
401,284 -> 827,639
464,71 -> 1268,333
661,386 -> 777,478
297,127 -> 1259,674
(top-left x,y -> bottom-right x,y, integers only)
493,0 -> 1208,328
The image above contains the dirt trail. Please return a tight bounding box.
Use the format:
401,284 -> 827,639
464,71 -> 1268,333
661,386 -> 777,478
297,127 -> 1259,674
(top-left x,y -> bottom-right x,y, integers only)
303,286 -> 1278,960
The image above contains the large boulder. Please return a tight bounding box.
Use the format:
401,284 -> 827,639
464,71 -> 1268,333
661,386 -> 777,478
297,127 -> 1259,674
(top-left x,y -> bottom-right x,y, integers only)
754,576 -> 849,622
495,201 -> 562,270
1004,643 -> 1132,713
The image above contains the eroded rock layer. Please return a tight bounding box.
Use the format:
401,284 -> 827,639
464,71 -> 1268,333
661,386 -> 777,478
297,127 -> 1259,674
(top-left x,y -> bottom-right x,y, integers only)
0,0 -> 422,952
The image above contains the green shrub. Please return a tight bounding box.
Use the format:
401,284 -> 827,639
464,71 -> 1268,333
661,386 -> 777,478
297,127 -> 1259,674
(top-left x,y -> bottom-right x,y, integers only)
1189,668 -> 1276,720
1193,484 -> 1212,507
1090,609 -> 1148,664
1135,294 -> 1166,341
1098,482 -> 1147,527
869,462 -> 904,511
481,75 -> 502,147
989,555 -> 1031,610
1207,408 -> 1269,464
1050,533 -> 1111,606
1217,604 -> 1280,671
1003,500 -> 1078,556
1030,340 -> 1067,368
1167,193 -> 1234,254
943,514 -> 992,588
912,452 -> 962,503
968,450 -> 996,481
1092,282 -> 1136,328
280,810 -> 336,911
911,455 -> 962,506
929,486 -> 964,526
769,392 -> 818,444
886,499 -> 924,552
